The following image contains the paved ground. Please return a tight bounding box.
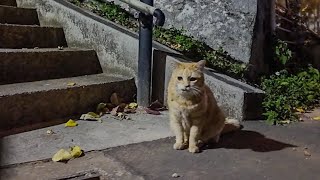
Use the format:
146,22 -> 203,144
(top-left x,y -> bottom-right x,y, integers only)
1,115 -> 319,180
0,110 -> 173,166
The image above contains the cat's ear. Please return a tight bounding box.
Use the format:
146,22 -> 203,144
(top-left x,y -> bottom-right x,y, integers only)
196,60 -> 206,71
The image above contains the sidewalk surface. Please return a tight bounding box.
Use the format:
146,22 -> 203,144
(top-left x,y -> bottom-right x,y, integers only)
0,111 -> 320,180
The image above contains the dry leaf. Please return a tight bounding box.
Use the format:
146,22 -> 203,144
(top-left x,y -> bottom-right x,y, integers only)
148,100 -> 167,111
67,82 -> 76,86
119,103 -> 127,109
313,116 -> 320,121
46,129 -> 54,135
65,119 -> 78,127
70,146 -> 83,158
110,93 -> 120,106
145,108 -> 161,115
52,149 -> 73,162
127,102 -> 138,109
124,108 -> 136,114
106,103 -> 116,109
52,146 -> 83,162
304,150 -> 311,157
172,173 -> 180,178
80,112 -> 102,122
296,108 -> 305,113
111,106 -> 124,116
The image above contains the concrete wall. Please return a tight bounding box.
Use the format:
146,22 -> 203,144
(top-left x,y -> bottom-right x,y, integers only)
17,0 -> 264,120
105,0 -> 273,78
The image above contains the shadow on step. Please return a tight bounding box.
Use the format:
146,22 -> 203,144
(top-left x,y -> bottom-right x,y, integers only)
204,130 -> 297,152
0,117 -> 77,138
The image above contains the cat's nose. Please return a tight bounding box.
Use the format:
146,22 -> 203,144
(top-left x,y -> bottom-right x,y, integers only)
185,85 -> 190,88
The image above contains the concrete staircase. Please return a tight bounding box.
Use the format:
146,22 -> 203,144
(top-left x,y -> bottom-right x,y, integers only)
0,0 -> 136,135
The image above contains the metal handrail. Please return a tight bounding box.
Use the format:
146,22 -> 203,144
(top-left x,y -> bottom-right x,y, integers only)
101,0 -> 165,106
119,0 -> 165,26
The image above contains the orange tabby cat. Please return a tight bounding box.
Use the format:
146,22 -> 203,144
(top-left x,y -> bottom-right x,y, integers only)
167,60 -> 241,153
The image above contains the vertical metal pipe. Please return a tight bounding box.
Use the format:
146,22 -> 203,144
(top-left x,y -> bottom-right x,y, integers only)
137,0 -> 153,107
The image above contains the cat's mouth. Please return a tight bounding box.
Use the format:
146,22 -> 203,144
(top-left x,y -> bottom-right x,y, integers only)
180,88 -> 191,92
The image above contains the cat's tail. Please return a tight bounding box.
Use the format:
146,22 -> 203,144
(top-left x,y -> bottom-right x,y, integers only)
222,118 -> 242,134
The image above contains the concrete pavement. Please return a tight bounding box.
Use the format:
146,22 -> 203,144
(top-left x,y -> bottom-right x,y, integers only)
1,118 -> 320,180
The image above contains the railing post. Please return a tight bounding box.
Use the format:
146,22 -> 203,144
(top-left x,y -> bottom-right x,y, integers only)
137,0 -> 153,107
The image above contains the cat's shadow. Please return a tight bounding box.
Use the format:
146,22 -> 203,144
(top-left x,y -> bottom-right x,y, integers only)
202,130 -> 297,152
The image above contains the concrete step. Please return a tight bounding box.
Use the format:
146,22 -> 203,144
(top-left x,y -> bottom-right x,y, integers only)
0,48 -> 103,85
0,5 -> 39,25
0,0 -> 16,6
0,74 -> 136,132
0,24 -> 67,48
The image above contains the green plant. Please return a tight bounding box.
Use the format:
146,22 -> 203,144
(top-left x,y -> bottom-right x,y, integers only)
274,40 -> 292,65
261,67 -> 320,125
153,27 -> 247,78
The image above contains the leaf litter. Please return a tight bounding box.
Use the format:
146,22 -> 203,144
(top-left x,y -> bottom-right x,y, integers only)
145,100 -> 167,115
52,145 -> 83,162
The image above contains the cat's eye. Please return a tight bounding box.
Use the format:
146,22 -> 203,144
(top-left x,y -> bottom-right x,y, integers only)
177,76 -> 183,81
189,77 -> 197,81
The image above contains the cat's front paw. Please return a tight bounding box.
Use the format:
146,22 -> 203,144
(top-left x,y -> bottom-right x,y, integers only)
173,142 -> 187,150
188,145 -> 200,153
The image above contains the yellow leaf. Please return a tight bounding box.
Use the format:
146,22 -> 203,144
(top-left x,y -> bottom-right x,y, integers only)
70,146 -> 83,158
87,112 -> 100,118
65,119 -> 78,127
128,102 -> 138,109
296,108 -> 305,113
313,116 -> 320,121
80,112 -> 102,122
67,82 -> 76,86
52,149 -> 73,162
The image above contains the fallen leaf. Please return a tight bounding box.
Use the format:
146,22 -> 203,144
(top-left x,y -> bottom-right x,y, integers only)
119,103 -> 127,109
124,108 -> 136,114
52,149 -> 73,162
65,119 -> 78,127
279,120 -> 291,124
70,146 -> 83,158
172,173 -> 180,178
52,146 -> 83,162
46,129 -> 54,135
148,100 -> 167,111
111,106 -> 124,116
295,108 -> 305,113
87,112 -> 100,118
127,102 -> 138,109
67,82 -> 76,86
106,103 -> 116,109
313,116 -> 320,121
110,93 -> 120,106
145,108 -> 161,115
80,112 -> 102,122
117,112 -> 125,119
304,150 -> 311,157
